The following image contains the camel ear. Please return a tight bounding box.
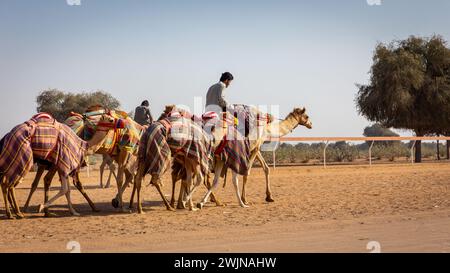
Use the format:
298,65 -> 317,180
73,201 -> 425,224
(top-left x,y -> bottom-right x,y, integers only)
301,107 -> 306,114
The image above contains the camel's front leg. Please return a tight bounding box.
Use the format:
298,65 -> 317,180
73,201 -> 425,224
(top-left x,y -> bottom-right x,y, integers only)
23,164 -> 46,212
73,172 -> 99,212
99,158 -> 107,188
115,170 -> 132,211
176,180 -> 187,209
111,166 -> 125,208
105,162 -> 117,189
256,151 -> 273,202
197,161 -> 224,209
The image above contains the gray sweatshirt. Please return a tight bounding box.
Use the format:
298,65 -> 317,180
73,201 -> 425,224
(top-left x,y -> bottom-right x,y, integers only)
205,82 -> 229,112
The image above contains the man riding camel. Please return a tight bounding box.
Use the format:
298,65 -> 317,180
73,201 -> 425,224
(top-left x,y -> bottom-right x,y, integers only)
205,72 -> 234,114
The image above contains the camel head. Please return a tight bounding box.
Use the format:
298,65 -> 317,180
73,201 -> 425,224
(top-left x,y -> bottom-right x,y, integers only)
86,114 -> 127,154
290,107 -> 312,129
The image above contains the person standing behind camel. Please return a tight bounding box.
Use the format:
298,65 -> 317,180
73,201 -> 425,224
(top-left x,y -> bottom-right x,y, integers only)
134,100 -> 153,126
205,72 -> 234,114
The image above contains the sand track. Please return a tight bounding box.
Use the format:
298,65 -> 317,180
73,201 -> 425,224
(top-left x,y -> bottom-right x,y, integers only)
1,163 -> 450,252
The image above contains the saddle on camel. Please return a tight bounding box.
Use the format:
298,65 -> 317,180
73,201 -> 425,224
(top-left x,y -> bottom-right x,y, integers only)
0,113 -> 88,219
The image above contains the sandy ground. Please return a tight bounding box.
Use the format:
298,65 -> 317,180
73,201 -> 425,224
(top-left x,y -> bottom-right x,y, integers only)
1,162 -> 450,253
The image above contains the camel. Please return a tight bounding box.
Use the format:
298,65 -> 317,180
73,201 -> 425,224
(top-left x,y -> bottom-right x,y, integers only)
167,106 -> 312,208
241,107 -> 312,204
36,113 -> 129,215
131,117 -> 212,213
22,110 -> 118,214
0,113 -> 120,219
157,106 -> 251,210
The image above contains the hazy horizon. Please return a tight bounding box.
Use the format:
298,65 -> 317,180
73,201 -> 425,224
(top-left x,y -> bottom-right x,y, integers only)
1,0 -> 450,138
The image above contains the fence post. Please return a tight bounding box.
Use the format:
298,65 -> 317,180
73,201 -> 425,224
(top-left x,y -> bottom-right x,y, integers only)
323,141 -> 330,168
369,141 -> 375,166
410,140 -> 417,165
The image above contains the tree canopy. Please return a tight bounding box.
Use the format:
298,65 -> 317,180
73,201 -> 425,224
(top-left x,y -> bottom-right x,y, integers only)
356,35 -> 450,161
36,89 -> 121,122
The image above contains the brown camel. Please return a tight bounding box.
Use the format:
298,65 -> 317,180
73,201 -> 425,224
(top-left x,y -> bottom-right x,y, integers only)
241,107 -> 312,204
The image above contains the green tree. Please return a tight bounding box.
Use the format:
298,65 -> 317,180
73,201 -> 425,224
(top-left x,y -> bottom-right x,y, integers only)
356,35 -> 450,162
363,123 -> 400,146
36,89 -> 121,122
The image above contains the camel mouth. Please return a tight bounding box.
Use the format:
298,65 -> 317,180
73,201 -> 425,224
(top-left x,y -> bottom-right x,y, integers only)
306,123 -> 313,129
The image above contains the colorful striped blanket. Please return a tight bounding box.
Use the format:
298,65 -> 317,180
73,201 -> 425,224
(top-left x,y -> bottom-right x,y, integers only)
138,122 -> 171,176
215,125 -> 250,176
138,117 -> 211,177
0,115 -> 88,187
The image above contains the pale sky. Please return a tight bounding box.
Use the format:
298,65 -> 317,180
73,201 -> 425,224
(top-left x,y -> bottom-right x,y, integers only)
1,0 -> 450,137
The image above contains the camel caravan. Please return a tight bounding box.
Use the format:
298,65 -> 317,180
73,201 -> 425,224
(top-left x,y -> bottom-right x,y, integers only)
0,104 -> 312,219
0,74 -> 312,219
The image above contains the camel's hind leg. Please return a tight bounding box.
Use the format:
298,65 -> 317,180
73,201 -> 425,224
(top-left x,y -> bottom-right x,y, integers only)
8,187 -> 24,218
73,172 -> 99,212
99,157 -> 107,188
39,173 -> 79,216
241,150 -> 259,205
256,151 -> 273,202
204,174 -> 222,206
197,160 -> 224,209
231,171 -> 249,208
152,177 -> 175,211
183,166 -> 203,212
23,164 -> 46,212
134,167 -> 145,214
170,171 -> 180,208
1,183 -> 13,219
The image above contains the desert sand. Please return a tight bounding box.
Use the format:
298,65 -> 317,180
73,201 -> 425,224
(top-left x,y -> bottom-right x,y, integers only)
1,162 -> 450,253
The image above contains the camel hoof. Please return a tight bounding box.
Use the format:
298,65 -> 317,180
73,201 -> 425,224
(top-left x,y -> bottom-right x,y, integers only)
71,211 -> 80,217
38,204 -> 45,213
196,203 -> 204,210
166,206 -> 176,212
240,204 -> 250,208
111,198 -> 119,208
266,197 -> 275,203
138,210 -> 145,215
45,212 -> 58,218
16,213 -> 25,219
5,214 -> 14,220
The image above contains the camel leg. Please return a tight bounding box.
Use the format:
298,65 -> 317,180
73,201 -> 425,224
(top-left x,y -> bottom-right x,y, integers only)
38,173 -> 77,215
23,164 -> 46,212
197,161 -> 223,209
43,172 -> 56,217
256,151 -> 274,202
182,167 -> 200,212
115,170 -> 133,211
231,171 -> 249,208
176,180 -> 187,209
1,183 -> 13,219
9,187 -> 25,218
170,171 -> 179,208
204,174 -> 222,206
73,172 -> 99,212
111,166 -> 125,208
99,158 -> 107,188
153,177 -> 175,211
105,162 -> 117,189
129,179 -> 137,210
64,177 -> 80,216
134,167 -> 144,214
241,150 -> 259,205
